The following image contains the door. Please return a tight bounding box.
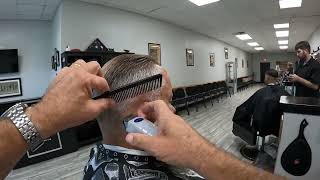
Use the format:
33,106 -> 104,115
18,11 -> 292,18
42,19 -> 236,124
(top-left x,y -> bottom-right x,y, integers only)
260,62 -> 270,82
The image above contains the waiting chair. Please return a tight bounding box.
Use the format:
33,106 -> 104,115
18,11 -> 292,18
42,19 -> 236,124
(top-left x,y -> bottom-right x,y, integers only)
172,88 -> 190,115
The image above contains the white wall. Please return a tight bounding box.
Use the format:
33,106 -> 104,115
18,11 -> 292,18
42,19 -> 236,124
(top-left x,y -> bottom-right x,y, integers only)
309,25 -> 320,52
60,0 -> 252,87
50,2 -> 63,81
252,52 -> 298,82
52,3 -> 62,54
0,20 -> 51,103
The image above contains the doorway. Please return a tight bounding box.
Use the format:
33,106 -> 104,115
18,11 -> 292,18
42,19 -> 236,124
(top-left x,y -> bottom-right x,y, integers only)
260,62 -> 270,82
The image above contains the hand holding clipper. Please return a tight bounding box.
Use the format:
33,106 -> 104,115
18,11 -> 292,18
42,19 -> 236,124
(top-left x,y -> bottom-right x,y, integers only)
123,117 -> 158,136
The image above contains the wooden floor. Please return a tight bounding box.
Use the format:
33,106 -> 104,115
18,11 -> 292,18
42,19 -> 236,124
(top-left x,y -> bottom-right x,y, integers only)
6,84 -> 263,180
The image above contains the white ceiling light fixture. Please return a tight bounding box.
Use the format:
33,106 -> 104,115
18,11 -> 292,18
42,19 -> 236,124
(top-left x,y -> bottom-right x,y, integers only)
188,0 -> 221,6
247,42 -> 260,47
278,40 -> 289,45
276,30 -> 289,37
280,46 -> 288,49
235,34 -> 252,41
274,23 -> 290,29
279,0 -> 302,9
255,47 -> 264,51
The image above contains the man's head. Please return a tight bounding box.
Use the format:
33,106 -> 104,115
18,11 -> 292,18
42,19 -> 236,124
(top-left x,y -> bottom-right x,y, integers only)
264,69 -> 279,85
287,62 -> 294,74
295,41 -> 311,61
97,54 -> 173,147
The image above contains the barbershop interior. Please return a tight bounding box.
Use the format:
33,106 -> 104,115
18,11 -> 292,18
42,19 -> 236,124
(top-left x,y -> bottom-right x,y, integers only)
1,0 -> 320,179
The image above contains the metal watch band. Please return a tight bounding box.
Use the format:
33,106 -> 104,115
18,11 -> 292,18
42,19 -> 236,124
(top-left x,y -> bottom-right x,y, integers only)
1,103 -> 44,152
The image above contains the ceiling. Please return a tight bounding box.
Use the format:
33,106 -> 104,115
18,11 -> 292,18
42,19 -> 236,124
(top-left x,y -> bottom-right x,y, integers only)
0,0 -> 320,53
0,0 -> 61,20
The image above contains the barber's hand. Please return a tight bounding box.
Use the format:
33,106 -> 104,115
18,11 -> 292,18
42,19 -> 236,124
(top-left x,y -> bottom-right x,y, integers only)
125,100 -> 210,170
28,60 -> 114,138
288,74 -> 301,83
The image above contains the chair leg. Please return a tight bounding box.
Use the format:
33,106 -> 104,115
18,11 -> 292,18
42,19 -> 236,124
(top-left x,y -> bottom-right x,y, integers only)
185,100 -> 190,115
203,97 -> 207,108
195,103 -> 198,112
185,101 -> 190,115
260,136 -> 266,151
195,97 -> 199,112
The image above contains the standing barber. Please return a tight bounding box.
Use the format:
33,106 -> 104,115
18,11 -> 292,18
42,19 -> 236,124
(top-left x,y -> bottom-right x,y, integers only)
289,41 -> 320,97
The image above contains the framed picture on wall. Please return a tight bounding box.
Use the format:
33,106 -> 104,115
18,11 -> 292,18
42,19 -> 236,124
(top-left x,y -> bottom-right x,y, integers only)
148,43 -> 161,65
224,47 -> 229,59
209,53 -> 215,67
186,49 -> 194,66
0,78 -> 22,98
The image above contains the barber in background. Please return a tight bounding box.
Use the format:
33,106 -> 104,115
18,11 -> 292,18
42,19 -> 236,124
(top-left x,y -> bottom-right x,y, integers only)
289,41 -> 320,97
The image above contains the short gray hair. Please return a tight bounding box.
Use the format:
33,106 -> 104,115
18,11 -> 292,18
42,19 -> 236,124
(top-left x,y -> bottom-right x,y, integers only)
102,54 -> 161,90
98,54 -> 162,121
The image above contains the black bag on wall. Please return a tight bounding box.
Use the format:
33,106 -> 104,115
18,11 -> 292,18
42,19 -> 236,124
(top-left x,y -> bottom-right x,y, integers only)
281,119 -> 312,176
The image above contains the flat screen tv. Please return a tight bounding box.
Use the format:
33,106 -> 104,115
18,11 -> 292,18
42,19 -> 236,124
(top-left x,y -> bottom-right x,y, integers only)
0,49 -> 19,74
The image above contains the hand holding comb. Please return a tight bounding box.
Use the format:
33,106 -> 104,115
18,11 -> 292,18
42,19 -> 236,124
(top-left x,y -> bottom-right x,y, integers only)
93,74 -> 162,103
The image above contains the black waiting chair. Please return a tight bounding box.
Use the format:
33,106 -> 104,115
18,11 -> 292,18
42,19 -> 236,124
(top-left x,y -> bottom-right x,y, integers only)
195,85 -> 207,108
172,88 -> 190,115
185,86 -> 198,111
221,81 -> 231,97
216,81 -> 226,98
211,82 -> 221,102
203,83 -> 214,106
185,86 -> 203,112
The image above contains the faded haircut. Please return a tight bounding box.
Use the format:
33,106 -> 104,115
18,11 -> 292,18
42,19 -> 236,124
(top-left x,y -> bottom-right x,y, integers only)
265,69 -> 279,78
98,54 -> 162,121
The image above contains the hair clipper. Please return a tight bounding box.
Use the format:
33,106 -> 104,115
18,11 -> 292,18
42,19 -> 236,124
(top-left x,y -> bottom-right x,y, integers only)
123,117 -> 158,136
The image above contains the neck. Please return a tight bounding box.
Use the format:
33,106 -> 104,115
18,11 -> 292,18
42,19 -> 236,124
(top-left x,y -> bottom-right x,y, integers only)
306,54 -> 312,62
100,111 -> 139,149
301,54 -> 311,63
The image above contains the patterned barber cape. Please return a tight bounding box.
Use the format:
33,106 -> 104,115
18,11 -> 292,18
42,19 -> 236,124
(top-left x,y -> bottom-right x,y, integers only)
83,143 -> 204,180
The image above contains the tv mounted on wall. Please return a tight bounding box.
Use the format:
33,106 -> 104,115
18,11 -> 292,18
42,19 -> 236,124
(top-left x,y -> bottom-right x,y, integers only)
0,49 -> 19,74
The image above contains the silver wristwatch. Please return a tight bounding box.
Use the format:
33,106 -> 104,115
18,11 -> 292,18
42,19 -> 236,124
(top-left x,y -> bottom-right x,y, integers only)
1,103 -> 44,152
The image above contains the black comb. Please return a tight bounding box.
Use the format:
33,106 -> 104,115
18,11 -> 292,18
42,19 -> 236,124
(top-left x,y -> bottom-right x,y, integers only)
93,74 -> 162,103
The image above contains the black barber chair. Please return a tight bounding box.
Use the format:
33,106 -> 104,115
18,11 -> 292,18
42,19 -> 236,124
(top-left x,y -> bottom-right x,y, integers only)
232,96 -> 283,161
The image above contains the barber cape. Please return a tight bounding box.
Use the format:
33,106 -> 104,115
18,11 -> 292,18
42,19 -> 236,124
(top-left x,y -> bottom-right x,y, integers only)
232,85 -> 289,134
83,143 -> 204,180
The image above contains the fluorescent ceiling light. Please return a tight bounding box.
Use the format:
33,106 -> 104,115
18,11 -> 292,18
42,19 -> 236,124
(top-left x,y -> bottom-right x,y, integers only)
280,46 -> 288,49
278,40 -> 289,45
276,30 -> 289,37
279,0 -> 302,9
255,47 -> 264,51
235,34 -> 252,40
274,23 -> 290,29
188,0 -> 220,6
247,42 -> 259,47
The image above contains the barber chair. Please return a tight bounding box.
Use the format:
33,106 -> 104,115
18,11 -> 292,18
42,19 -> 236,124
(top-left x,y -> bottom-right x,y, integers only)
233,120 -> 279,161
232,97 -> 282,161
